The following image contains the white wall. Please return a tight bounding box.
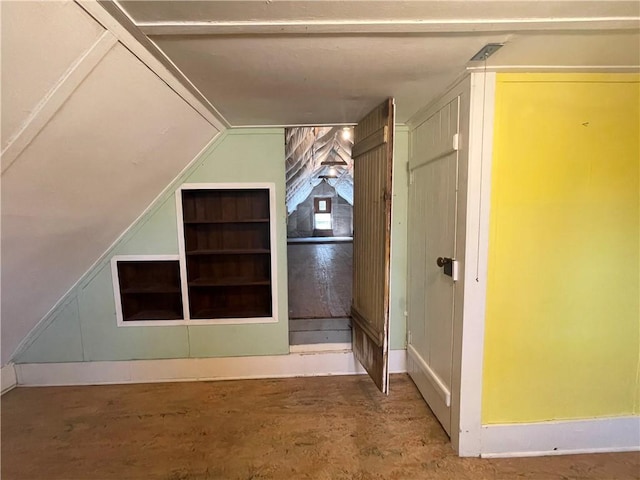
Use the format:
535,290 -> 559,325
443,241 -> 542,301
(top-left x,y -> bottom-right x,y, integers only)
1,0 -> 220,364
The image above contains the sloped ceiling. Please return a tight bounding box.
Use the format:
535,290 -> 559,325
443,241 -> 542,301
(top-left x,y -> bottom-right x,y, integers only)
113,0 -> 639,126
285,127 -> 354,214
0,1 -> 220,364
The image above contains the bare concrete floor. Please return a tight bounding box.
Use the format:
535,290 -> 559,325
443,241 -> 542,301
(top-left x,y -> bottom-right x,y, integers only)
2,374 -> 638,480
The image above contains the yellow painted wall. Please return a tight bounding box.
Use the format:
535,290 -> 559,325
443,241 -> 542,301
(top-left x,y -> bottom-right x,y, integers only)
483,73 -> 640,424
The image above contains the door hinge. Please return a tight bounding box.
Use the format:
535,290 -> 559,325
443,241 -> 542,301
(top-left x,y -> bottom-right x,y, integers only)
409,171 -> 415,186
452,133 -> 460,151
407,330 -> 412,345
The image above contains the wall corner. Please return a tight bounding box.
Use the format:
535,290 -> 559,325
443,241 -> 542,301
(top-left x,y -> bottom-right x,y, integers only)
1,363 -> 18,395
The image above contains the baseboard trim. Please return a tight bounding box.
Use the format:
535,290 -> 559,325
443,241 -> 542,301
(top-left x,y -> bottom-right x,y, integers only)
481,416 -> 640,458
15,350 -> 407,387
407,344 -> 451,407
289,343 -> 352,353
1,364 -> 17,395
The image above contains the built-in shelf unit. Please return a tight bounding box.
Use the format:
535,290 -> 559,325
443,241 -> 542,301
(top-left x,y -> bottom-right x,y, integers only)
111,256 -> 184,325
180,187 -> 274,320
111,184 -> 277,326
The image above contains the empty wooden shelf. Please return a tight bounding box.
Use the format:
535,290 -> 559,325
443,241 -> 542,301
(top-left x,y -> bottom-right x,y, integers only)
180,186 -> 274,320
115,259 -> 183,322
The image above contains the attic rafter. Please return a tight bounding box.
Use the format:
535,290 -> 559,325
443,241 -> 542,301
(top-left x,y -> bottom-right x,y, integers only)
286,132 -> 313,166
287,128 -> 351,177
285,127 -> 314,162
286,135 -> 316,182
286,155 -> 312,185
285,126 -> 354,213
286,127 -> 334,183
286,167 -> 316,203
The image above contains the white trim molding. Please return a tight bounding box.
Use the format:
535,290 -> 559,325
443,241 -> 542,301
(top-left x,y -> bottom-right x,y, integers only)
456,71 -> 497,457
136,17 -> 640,36
14,350 -> 407,387
1,364 -> 17,395
467,65 -> 640,73
76,0 -> 228,130
1,31 -> 117,174
407,344 -> 451,407
481,416 -> 640,458
289,343 -> 351,353
111,254 -> 183,327
175,182 -> 279,325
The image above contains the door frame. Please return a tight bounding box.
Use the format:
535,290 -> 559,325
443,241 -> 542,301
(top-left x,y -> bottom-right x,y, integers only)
283,127 -> 356,351
406,72 -> 497,456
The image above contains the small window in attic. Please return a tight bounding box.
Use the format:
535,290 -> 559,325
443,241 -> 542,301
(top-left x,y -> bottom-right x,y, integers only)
314,197 -> 332,230
314,197 -> 331,214
314,213 -> 332,230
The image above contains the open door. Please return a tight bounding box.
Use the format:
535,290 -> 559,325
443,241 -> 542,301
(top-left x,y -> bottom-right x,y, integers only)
351,98 -> 395,393
406,96 -> 460,435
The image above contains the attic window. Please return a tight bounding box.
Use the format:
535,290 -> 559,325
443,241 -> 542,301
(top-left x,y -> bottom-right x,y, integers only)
314,198 -> 331,213
314,197 -> 332,230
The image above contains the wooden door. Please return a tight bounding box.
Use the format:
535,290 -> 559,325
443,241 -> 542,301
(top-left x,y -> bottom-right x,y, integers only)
351,98 -> 395,393
407,97 -> 460,434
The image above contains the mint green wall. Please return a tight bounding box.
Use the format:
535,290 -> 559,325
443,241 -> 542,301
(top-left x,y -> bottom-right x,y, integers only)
13,297 -> 84,363
14,127 -> 409,363
118,196 -> 180,255
389,127 -> 408,350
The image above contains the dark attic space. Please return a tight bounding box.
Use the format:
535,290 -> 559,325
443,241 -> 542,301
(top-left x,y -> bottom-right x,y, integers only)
285,127 -> 355,347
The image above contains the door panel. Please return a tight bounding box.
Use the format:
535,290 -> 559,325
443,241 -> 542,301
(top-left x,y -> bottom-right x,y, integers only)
424,152 -> 457,385
407,97 -> 460,433
351,98 -> 395,393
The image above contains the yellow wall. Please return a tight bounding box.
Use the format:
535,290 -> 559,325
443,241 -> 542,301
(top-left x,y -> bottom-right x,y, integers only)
483,73 -> 640,424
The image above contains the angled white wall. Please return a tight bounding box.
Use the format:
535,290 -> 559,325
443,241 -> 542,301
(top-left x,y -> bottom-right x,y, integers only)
1,1 -> 103,149
1,0 -> 220,364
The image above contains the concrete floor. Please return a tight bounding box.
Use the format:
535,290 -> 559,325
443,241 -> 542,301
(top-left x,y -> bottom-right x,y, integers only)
2,374 -> 638,480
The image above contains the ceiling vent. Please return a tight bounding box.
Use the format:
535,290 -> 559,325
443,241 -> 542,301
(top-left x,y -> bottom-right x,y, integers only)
470,43 -> 504,61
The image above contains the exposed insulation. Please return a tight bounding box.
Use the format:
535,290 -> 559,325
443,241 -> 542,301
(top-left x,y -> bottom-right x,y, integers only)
285,126 -> 354,214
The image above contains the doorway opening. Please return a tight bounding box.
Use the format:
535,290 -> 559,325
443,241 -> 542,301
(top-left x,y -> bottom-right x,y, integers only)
285,126 -> 354,351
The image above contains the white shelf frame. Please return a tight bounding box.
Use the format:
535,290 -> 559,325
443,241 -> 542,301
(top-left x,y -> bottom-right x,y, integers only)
175,182 -> 279,325
111,254 -> 184,327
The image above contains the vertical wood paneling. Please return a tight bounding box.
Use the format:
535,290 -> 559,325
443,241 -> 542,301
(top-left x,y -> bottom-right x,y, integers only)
351,99 -> 394,393
407,96 -> 460,434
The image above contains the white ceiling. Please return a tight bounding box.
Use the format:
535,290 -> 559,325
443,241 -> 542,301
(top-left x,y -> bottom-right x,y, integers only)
112,1 -> 640,125
119,1 -> 640,24
151,33 -> 512,125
